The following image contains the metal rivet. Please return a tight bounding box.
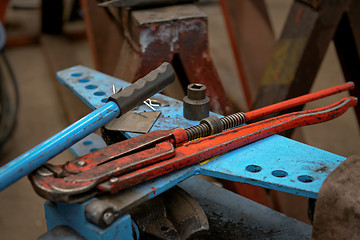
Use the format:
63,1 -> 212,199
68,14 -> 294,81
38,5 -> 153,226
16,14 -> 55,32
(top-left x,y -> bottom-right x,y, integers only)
76,160 -> 87,167
110,177 -> 118,183
103,212 -> 114,225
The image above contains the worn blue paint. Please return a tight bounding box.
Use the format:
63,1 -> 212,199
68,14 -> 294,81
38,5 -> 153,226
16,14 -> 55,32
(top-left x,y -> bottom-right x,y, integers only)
199,135 -> 345,199
70,133 -> 108,157
57,66 -> 212,133
0,101 -> 120,191
57,65 -> 127,110
45,201 -> 137,240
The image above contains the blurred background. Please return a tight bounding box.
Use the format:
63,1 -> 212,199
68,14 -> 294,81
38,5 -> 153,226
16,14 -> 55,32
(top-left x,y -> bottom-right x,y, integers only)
0,0 -> 359,239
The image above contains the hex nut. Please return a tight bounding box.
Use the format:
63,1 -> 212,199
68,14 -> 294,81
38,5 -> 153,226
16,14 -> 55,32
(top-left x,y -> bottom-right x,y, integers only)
183,83 -> 210,121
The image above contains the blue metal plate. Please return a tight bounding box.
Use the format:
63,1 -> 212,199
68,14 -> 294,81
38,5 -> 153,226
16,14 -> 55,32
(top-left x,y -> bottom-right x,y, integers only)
57,65 -> 125,110
57,65 -> 346,199
199,135 -> 343,199
70,133 -> 107,157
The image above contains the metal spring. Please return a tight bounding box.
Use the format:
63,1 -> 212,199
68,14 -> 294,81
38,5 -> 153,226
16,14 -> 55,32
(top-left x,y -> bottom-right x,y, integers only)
220,112 -> 246,130
185,112 -> 246,141
185,123 -> 211,141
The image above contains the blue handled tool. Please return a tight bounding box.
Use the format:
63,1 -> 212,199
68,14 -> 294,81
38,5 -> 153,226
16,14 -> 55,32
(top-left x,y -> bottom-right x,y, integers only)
0,62 -> 175,191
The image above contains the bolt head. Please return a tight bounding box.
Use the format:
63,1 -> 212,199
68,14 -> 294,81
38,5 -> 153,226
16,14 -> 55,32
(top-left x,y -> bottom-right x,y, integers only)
187,83 -> 206,100
76,160 -> 87,166
103,212 -> 114,225
110,177 -> 118,183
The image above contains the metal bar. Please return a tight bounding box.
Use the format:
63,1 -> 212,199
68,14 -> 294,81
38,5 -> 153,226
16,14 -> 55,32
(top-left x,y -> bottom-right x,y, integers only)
0,101 -> 120,191
0,62 -> 175,191
245,82 -> 354,121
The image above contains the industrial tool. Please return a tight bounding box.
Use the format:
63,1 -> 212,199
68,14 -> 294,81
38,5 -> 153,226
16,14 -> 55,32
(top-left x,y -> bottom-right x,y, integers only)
0,62 -> 175,191
183,83 -> 210,121
28,82 -> 356,203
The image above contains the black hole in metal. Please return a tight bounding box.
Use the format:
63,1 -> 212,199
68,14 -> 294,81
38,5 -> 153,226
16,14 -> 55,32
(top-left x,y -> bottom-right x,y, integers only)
298,175 -> 314,183
71,73 -> 82,77
272,170 -> 288,178
191,84 -> 203,90
245,165 -> 262,173
85,85 -> 98,90
78,78 -> 89,83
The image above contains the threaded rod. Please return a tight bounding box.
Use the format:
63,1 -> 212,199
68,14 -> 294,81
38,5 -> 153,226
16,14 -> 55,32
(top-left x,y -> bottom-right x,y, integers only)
185,112 -> 246,141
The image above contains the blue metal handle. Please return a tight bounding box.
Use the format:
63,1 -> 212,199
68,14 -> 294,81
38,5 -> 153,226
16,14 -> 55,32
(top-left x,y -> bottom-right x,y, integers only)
0,62 -> 175,191
0,101 -> 120,191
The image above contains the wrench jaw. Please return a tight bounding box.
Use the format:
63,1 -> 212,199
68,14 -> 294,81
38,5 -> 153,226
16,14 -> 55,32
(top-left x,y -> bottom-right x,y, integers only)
28,130 -> 180,203
28,168 -> 99,203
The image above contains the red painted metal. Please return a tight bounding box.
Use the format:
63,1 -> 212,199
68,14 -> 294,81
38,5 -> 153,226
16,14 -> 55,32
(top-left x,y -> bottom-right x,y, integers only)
97,97 -> 356,194
29,92 -> 357,203
113,4 -> 234,115
0,0 -> 9,24
245,82 -> 355,121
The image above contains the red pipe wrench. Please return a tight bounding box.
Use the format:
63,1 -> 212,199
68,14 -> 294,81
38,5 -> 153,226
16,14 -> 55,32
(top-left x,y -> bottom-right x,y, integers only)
29,82 -> 356,203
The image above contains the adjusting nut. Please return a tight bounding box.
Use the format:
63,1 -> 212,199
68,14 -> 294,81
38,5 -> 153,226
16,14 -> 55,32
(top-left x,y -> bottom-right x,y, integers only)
183,83 -> 210,121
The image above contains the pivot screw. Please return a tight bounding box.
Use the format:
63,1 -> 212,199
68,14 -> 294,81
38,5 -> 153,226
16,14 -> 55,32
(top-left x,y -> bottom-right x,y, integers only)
110,177 -> 118,183
103,211 -> 115,226
75,160 -> 87,166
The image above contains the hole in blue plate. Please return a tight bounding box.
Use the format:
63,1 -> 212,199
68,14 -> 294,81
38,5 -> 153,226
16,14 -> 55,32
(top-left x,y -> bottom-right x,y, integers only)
298,175 -> 314,183
85,85 -> 98,90
94,91 -> 106,96
272,170 -> 288,178
83,141 -> 92,146
245,165 -> 262,173
71,73 -> 82,77
90,148 -> 99,152
78,78 -> 90,83
101,98 -> 108,103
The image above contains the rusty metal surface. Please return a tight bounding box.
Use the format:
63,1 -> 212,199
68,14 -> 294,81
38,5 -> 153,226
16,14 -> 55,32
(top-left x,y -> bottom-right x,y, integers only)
130,186 -> 209,239
179,177 -> 312,240
29,129 -> 178,203
312,155 -> 360,240
125,4 -> 233,115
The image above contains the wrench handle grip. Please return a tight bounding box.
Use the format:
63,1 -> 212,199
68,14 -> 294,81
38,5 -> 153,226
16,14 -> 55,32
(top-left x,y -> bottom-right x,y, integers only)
108,62 -> 175,116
